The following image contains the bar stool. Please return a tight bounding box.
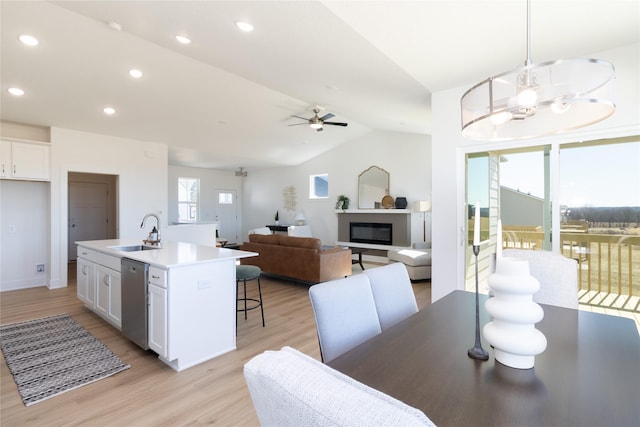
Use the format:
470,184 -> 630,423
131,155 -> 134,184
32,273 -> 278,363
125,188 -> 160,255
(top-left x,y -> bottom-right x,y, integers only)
236,265 -> 265,330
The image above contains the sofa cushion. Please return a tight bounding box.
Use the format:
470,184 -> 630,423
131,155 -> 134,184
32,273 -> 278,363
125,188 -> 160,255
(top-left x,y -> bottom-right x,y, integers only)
249,234 -> 321,251
249,233 -> 281,245
278,235 -> 322,251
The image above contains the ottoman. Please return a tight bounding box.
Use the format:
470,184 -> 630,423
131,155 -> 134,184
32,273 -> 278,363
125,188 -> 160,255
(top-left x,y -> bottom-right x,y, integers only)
387,247 -> 432,281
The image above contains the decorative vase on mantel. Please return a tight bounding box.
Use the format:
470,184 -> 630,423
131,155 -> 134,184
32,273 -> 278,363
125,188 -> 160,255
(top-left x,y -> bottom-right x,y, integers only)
394,197 -> 407,209
483,256 -> 547,369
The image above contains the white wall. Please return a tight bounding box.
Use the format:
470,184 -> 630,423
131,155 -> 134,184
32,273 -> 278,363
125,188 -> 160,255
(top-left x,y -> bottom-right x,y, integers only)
0,122 -> 51,291
49,127 -> 168,288
431,42 -> 640,302
167,165 -> 242,224
242,130 -> 431,247
0,180 -> 50,291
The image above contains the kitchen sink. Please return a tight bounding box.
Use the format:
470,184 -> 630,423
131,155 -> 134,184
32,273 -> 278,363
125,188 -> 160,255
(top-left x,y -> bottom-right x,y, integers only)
110,245 -> 162,252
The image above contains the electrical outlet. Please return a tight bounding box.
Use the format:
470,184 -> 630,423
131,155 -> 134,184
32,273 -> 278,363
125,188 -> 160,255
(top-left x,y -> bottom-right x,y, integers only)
36,264 -> 45,273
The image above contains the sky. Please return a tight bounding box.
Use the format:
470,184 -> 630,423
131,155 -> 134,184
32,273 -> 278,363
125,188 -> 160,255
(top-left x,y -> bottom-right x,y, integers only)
498,141 -> 640,208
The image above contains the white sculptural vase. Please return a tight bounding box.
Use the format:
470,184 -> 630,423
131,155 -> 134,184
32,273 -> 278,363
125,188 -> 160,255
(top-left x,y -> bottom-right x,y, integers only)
483,256 -> 547,369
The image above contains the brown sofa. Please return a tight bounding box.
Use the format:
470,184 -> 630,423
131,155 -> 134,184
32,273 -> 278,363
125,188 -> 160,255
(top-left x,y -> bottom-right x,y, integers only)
240,234 -> 352,283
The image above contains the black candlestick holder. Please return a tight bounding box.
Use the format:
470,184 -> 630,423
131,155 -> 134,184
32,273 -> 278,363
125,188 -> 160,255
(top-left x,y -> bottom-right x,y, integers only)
468,244 -> 489,361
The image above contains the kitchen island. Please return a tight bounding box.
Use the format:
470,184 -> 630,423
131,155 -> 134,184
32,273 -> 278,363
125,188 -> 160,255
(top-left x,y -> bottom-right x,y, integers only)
76,239 -> 257,371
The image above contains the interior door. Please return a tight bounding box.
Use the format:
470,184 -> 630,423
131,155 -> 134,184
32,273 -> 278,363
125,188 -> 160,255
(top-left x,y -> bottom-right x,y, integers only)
214,189 -> 238,243
68,181 -> 109,261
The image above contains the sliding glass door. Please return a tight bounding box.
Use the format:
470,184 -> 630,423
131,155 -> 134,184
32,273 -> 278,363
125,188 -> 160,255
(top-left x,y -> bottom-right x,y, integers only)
464,137 -> 640,314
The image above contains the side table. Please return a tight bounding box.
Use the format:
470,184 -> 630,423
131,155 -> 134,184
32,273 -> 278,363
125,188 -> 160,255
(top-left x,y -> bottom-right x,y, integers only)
348,247 -> 367,270
266,224 -> 290,233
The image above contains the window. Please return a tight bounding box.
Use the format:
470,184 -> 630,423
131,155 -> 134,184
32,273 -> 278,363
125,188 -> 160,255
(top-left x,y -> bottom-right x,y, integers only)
309,174 -> 328,199
178,177 -> 199,222
218,192 -> 233,204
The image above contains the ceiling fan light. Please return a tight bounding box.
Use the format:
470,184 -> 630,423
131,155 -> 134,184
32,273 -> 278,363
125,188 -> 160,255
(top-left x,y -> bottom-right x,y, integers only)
309,122 -> 323,130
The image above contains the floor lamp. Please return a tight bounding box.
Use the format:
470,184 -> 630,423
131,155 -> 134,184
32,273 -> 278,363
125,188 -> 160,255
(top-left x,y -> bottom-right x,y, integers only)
414,201 -> 432,243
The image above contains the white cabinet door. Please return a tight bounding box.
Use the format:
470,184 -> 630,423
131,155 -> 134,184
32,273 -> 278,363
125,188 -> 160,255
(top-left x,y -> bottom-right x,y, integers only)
148,284 -> 167,357
77,257 -> 95,306
11,142 -> 50,180
96,265 -> 121,329
0,140 -> 50,181
0,141 -> 10,178
108,269 -> 122,328
96,266 -> 111,319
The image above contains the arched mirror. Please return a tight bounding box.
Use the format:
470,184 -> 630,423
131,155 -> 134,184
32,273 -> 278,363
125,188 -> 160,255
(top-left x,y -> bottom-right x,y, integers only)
358,166 -> 390,209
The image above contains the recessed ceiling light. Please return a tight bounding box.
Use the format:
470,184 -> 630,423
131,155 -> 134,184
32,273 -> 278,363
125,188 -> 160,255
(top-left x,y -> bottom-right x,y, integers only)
107,21 -> 123,31
8,87 -> 25,96
175,35 -> 191,44
235,21 -> 254,32
19,35 -> 38,46
129,69 -> 143,78
103,107 -> 116,115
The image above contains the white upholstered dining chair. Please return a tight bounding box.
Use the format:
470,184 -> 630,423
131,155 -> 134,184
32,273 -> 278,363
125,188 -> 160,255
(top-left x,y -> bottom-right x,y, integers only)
309,274 -> 382,363
244,346 -> 436,427
365,262 -> 419,330
503,249 -> 579,309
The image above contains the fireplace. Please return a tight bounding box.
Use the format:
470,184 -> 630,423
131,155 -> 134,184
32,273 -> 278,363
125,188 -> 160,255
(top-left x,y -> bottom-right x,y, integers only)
349,222 -> 392,245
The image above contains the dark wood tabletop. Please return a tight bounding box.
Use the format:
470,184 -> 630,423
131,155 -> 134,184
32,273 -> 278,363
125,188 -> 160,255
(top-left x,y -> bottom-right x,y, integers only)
328,290 -> 640,427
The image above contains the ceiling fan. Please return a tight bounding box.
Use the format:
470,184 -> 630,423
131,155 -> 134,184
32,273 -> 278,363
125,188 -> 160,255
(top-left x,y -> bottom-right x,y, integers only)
289,107 -> 348,132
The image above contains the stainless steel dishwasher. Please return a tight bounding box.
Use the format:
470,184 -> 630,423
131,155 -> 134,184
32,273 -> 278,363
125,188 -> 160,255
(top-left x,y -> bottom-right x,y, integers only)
121,258 -> 149,350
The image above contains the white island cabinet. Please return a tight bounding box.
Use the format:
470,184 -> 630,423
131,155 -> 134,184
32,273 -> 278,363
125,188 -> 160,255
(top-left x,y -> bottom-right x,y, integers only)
148,266 -> 167,357
76,239 -> 257,372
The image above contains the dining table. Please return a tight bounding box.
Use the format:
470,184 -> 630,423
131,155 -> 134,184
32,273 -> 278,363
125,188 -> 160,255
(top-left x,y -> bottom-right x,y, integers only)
328,290 -> 640,426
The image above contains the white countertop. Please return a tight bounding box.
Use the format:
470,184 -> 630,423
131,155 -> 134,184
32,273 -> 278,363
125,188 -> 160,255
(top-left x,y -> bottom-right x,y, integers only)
76,239 -> 257,269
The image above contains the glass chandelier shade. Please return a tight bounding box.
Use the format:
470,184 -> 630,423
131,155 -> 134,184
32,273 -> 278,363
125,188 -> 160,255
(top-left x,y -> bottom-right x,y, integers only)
461,58 -> 616,140
460,0 -> 616,141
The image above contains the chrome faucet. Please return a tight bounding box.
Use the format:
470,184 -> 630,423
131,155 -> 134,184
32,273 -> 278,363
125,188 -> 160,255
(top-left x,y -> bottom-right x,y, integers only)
140,213 -> 161,244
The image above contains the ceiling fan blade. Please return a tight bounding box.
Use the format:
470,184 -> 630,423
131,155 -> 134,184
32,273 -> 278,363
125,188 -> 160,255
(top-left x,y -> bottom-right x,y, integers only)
323,121 -> 348,127
319,113 -> 334,121
288,123 -> 309,126
290,115 -> 311,121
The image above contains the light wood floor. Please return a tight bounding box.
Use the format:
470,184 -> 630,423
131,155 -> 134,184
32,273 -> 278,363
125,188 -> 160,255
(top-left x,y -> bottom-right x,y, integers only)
1,263 -> 431,426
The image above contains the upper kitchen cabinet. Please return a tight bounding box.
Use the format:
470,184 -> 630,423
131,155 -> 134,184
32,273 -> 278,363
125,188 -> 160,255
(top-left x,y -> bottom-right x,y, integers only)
0,139 -> 50,181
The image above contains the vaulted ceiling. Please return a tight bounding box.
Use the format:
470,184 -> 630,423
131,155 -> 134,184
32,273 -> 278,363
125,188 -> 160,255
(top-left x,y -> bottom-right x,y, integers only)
2,1 -> 638,170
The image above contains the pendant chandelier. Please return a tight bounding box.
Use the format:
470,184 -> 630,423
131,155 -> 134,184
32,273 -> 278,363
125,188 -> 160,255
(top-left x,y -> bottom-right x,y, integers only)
460,0 -> 616,141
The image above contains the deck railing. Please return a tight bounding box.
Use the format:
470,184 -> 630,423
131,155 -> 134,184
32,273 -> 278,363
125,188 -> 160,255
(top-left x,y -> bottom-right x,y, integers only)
501,228 -> 640,313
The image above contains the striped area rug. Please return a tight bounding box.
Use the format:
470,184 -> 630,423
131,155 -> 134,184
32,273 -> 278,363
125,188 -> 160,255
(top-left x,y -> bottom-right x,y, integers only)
0,313 -> 130,406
